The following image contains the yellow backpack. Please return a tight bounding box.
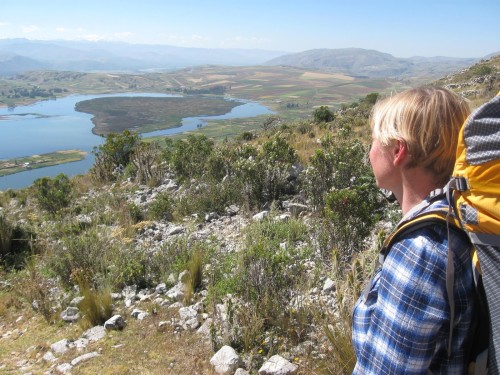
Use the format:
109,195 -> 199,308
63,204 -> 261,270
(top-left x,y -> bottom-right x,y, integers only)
377,92 -> 500,375
450,92 -> 500,375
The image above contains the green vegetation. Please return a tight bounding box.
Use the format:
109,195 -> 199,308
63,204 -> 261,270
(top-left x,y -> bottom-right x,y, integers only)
0,94 -> 387,373
75,96 -> 243,135
0,61 -> 494,372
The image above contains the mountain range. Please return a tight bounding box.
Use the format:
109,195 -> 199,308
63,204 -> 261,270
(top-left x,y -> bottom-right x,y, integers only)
0,38 -> 494,79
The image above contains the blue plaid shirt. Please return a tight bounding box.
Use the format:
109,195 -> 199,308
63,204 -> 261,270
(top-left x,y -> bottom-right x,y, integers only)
352,198 -> 475,374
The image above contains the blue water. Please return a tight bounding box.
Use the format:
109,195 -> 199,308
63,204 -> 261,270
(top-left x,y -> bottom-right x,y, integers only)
0,94 -> 273,190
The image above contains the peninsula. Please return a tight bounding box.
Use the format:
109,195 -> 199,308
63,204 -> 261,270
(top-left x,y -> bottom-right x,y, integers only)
0,150 -> 87,177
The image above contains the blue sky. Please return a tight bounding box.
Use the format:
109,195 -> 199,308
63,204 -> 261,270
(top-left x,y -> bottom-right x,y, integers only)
1,0 -> 498,58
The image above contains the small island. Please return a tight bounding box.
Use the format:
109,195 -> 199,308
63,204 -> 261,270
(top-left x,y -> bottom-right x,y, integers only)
0,150 -> 87,177
75,96 -> 244,135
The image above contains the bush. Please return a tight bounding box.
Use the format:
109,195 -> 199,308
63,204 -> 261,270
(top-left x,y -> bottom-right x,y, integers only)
33,173 -> 73,215
303,131 -> 372,210
324,181 -> 381,257
91,130 -> 140,182
0,212 -> 34,269
147,192 -> 173,221
166,134 -> 215,182
313,106 -> 335,123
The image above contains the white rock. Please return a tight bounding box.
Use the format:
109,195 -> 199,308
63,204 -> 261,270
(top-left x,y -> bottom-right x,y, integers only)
252,211 -> 269,221
70,351 -> 100,366
42,351 -> 57,362
179,306 -> 197,321
210,345 -> 242,375
168,225 -> 184,236
235,369 -> 250,375
166,283 -> 185,302
322,278 -> 335,293
60,306 -> 81,323
258,355 -> 298,375
73,337 -> 90,351
56,363 -> 72,374
51,339 -> 73,355
82,325 -> 106,342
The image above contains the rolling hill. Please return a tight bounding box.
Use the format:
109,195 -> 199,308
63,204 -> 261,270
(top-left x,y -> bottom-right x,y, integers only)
265,48 -> 479,78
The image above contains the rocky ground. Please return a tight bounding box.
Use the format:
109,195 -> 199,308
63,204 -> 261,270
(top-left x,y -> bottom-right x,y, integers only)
0,177 -> 346,374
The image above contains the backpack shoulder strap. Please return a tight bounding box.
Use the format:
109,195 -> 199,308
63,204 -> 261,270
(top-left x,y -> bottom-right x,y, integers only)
374,206 -> 467,356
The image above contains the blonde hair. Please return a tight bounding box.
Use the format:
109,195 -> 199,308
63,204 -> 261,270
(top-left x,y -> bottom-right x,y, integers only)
370,87 -> 471,184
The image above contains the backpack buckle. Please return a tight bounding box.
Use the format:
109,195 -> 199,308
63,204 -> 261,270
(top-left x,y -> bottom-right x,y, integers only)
451,177 -> 469,192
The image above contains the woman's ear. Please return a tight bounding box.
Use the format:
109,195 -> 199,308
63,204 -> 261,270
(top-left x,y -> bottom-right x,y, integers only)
392,140 -> 408,166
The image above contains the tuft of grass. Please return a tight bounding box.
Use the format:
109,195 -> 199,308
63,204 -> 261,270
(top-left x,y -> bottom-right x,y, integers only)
78,281 -> 113,330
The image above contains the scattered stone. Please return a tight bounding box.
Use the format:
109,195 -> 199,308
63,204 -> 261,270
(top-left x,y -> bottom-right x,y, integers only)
235,369 -> 250,375
69,296 -> 85,307
51,339 -> 73,355
104,315 -> 126,330
73,337 -> 90,351
253,211 -> 269,221
122,285 -> 137,300
43,351 -> 57,363
56,363 -> 72,374
131,309 -> 149,320
82,325 -> 106,342
322,278 -> 335,293
155,283 -> 167,294
210,345 -> 242,375
70,351 -> 100,366
60,306 -> 81,323
168,225 -> 184,236
166,283 -> 185,302
258,355 -> 298,375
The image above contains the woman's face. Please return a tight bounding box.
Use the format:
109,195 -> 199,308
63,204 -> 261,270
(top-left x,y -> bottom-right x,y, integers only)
369,138 -> 397,191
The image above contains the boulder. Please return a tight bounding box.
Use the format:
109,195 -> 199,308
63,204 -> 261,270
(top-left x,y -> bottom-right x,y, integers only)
210,345 -> 242,375
258,355 -> 298,375
104,315 -> 126,330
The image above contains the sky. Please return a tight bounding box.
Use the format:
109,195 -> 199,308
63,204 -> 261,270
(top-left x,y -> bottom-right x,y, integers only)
1,0 -> 498,58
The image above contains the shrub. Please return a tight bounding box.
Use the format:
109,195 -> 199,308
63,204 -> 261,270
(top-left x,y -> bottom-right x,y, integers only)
166,134 -> 215,182
324,180 -> 381,257
131,141 -> 164,186
303,130 -> 372,210
33,173 -> 73,215
0,212 -> 34,269
47,228 -> 112,288
313,106 -> 335,123
147,192 -> 173,221
91,130 -> 140,182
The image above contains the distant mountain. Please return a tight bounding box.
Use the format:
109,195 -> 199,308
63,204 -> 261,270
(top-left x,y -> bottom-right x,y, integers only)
0,38 -> 287,76
0,53 -> 48,75
265,48 -> 479,78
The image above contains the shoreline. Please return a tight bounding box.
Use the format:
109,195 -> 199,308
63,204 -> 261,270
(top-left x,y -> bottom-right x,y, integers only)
0,150 -> 87,177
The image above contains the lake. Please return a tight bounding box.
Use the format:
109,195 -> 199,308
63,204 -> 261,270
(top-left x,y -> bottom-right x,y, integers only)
0,94 -> 273,190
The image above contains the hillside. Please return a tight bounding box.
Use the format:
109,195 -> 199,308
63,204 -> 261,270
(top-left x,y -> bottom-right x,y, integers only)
265,48 -> 479,78
433,54 -> 500,106
0,59 -> 499,374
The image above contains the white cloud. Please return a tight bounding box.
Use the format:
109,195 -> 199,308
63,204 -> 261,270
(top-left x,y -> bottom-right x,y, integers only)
219,35 -> 271,48
191,34 -> 210,42
0,21 -> 10,27
56,27 -> 67,33
82,34 -> 106,42
22,25 -> 39,34
114,31 -> 133,40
